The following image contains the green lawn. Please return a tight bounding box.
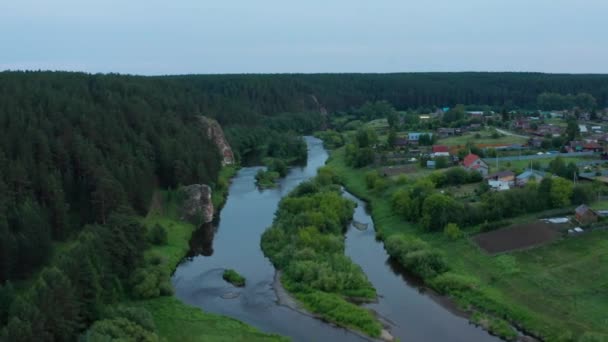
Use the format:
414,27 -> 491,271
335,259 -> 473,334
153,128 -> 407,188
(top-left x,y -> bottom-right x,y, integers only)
133,189 -> 286,342
487,156 -> 597,173
364,118 -> 389,130
327,147 -> 608,341
439,129 -> 528,147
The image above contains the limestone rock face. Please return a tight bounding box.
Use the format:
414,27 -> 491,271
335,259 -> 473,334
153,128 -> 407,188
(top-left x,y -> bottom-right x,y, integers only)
181,184 -> 214,224
199,116 -> 235,166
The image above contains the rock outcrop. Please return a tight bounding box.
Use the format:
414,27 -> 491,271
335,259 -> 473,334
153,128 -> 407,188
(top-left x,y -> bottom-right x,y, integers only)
180,184 -> 214,224
199,116 -> 235,166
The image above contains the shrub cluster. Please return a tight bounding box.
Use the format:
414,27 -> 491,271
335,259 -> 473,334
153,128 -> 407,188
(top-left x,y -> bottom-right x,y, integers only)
385,235 -> 449,279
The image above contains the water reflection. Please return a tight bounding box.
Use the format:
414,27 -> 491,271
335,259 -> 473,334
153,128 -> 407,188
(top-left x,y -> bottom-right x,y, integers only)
186,222 -> 217,258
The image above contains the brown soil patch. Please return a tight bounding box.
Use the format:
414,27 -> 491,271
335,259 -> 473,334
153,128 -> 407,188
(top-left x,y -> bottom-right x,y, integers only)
473,221 -> 560,254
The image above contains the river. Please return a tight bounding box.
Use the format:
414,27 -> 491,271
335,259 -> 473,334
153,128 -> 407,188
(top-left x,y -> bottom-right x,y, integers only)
172,136 -> 499,341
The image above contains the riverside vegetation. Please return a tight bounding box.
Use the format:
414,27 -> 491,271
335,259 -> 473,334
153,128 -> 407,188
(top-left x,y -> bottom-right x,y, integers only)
261,167 -> 383,337
324,140 -> 608,341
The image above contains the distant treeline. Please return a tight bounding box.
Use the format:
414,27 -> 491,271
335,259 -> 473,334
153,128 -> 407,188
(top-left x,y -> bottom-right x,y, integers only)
160,72 -> 608,111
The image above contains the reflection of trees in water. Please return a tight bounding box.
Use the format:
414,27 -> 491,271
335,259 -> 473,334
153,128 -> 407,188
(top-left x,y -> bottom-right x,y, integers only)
187,222 -> 218,257
385,256 -> 426,290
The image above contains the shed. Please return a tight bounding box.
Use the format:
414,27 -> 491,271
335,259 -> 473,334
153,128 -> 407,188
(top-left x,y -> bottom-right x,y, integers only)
575,204 -> 598,224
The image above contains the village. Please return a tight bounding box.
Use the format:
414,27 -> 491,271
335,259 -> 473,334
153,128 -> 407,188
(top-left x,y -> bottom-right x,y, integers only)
330,103 -> 608,256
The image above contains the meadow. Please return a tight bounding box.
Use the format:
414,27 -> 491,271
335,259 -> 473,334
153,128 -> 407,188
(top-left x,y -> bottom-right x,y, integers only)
326,147 -> 608,341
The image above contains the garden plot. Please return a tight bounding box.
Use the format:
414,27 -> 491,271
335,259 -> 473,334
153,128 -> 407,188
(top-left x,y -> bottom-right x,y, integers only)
473,221 -> 562,254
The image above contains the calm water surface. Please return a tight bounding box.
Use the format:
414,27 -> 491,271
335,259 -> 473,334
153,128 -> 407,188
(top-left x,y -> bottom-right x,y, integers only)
172,136 -> 498,341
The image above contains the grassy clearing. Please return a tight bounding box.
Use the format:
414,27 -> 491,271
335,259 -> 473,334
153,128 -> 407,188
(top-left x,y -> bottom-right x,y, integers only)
327,147 -> 608,340
489,156 -> 596,172
137,297 -> 285,342
133,188 -> 286,342
438,130 -> 528,146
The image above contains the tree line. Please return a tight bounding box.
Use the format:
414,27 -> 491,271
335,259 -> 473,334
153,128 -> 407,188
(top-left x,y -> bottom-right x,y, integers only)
391,174 -> 595,232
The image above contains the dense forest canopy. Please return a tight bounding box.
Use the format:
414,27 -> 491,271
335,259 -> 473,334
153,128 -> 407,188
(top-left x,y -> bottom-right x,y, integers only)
152,72 -> 608,111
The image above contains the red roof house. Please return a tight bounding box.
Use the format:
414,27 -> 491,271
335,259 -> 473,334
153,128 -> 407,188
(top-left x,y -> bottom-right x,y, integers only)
463,153 -> 489,176
432,145 -> 449,153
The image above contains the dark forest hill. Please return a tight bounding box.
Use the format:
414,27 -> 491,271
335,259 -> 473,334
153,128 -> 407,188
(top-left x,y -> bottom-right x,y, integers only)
150,72 -> 608,111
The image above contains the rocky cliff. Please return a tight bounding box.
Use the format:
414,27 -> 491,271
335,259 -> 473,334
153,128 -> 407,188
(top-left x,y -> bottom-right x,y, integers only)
180,184 -> 214,224
199,116 -> 235,166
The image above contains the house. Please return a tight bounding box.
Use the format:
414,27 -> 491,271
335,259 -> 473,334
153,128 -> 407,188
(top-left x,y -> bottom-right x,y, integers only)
426,160 -> 436,169
431,145 -> 450,158
408,132 -> 433,141
516,170 -> 546,186
407,132 -> 433,146
437,128 -> 456,138
568,140 -> 602,152
488,180 -> 510,191
529,137 -> 544,148
394,137 -> 409,149
513,119 -> 531,130
575,204 -> 598,224
535,124 -> 563,137
486,171 -> 515,184
569,140 -> 585,152
583,142 -> 603,152
467,111 -> 484,118
468,123 -> 482,131
579,125 -> 588,134
579,112 -> 591,121
463,153 -> 489,176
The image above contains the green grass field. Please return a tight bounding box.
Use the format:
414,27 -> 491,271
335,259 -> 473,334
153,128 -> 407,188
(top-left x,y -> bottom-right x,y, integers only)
327,148 -> 608,340
133,188 -> 286,342
438,130 -> 528,147
487,156 -> 597,173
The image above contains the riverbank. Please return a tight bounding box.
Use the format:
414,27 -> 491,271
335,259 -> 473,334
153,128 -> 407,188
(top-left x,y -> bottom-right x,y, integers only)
272,271 -> 392,342
326,147 -> 608,341
133,179 -> 287,341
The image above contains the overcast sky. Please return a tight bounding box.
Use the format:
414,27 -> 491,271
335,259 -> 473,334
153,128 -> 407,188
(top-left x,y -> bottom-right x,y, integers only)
1,0 -> 607,75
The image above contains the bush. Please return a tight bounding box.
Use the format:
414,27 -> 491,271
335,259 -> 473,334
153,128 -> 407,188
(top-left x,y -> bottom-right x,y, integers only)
365,171 -> 380,189
223,269 -> 246,287
130,266 -> 172,299
149,224 -> 168,245
297,290 -> 381,337
480,220 -> 511,232
471,313 -> 517,341
402,249 -> 449,279
429,272 -> 480,295
268,159 -> 288,177
443,223 -> 462,240
255,169 -> 280,188
385,235 -> 429,257
385,235 -> 448,279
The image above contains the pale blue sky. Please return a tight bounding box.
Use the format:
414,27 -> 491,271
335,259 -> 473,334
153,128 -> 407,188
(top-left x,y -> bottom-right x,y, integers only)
1,0 -> 607,74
